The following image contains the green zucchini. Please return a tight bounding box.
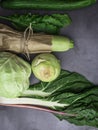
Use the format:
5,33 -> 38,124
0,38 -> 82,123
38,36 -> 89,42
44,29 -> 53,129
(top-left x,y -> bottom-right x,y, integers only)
0,13 -> 71,34
0,0 -> 96,10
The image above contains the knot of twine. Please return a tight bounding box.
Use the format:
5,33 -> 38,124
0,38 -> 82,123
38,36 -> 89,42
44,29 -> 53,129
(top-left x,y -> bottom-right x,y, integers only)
21,23 -> 33,60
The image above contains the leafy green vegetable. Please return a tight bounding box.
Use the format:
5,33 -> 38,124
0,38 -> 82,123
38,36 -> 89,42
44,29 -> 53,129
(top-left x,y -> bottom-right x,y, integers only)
0,0 -> 96,10
0,68 -> 98,127
22,70 -> 98,128
23,70 -> 93,98
0,52 -> 31,98
56,86 -> 98,127
0,13 -> 71,34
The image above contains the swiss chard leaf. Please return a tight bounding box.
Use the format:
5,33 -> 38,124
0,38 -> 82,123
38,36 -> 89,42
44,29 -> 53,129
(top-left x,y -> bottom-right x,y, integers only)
21,70 -> 98,127
0,13 -> 71,34
23,70 -> 93,98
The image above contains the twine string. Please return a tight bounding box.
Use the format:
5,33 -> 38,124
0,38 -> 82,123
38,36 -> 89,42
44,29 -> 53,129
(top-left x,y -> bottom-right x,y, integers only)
22,23 -> 33,60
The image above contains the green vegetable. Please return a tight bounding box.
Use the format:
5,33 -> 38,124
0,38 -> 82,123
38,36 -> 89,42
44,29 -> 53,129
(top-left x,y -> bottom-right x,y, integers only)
52,36 -> 74,51
31,53 -> 61,82
0,0 -> 96,10
0,52 -> 31,98
0,13 -> 71,34
22,70 -> 98,128
0,69 -> 98,128
0,24 -> 74,53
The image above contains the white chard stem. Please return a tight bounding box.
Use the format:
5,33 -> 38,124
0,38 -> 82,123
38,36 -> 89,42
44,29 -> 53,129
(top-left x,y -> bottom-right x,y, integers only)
0,97 -> 69,108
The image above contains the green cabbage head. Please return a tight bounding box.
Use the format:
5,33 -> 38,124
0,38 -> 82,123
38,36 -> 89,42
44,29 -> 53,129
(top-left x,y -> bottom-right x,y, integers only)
0,52 -> 31,98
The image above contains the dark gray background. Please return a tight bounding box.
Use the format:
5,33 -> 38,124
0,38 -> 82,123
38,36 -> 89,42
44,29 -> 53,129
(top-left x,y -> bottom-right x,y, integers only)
0,1 -> 98,130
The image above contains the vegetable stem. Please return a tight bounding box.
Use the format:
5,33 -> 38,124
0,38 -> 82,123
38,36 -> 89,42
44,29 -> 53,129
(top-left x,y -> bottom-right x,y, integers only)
22,90 -> 51,97
0,97 -> 69,108
0,104 -> 76,117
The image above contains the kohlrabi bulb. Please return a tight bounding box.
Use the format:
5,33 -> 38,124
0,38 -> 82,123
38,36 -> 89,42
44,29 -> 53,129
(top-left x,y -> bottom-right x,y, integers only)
31,53 -> 61,82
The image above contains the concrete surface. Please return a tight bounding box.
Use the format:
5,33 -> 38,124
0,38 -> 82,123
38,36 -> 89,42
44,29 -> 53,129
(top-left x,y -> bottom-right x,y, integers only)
0,1 -> 98,130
